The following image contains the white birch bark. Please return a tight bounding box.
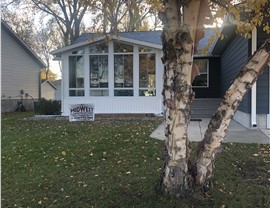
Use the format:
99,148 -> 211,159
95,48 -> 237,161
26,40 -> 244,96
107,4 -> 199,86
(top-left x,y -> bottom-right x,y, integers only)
196,38 -> 270,187
159,0 -> 201,196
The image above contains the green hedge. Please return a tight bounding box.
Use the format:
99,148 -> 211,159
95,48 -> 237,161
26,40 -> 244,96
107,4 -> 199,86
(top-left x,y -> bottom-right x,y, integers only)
35,98 -> 61,115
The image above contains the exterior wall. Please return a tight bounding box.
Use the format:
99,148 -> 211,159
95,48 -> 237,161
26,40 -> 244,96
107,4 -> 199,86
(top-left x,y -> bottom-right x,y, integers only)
193,57 -> 221,98
41,82 -> 56,100
256,24 -> 269,114
60,43 -> 164,116
234,110 -> 268,129
257,69 -> 269,114
220,36 -> 250,113
1,99 -> 35,113
1,26 -> 41,101
220,29 -> 269,128
54,80 -> 62,101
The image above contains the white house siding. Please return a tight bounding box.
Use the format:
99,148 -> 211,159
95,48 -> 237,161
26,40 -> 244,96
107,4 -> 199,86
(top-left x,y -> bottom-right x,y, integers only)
63,97 -> 163,115
60,44 -> 164,116
1,27 -> 41,100
41,82 -> 56,100
54,80 -> 62,101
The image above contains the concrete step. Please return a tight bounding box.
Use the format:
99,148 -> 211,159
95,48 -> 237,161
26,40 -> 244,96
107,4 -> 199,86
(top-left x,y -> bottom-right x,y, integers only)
191,98 -> 221,118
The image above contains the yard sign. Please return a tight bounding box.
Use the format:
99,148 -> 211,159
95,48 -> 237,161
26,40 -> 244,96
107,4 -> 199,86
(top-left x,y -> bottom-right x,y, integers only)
69,104 -> 95,121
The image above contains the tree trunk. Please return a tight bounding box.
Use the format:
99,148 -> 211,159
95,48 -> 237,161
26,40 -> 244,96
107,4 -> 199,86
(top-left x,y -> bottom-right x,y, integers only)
195,38 -> 270,187
159,0 -> 198,197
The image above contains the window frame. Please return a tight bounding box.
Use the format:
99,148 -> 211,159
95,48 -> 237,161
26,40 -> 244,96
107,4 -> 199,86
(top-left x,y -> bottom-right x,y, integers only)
113,42 -> 134,97
68,48 -> 85,97
192,58 -> 209,88
88,42 -> 109,97
138,51 -> 156,97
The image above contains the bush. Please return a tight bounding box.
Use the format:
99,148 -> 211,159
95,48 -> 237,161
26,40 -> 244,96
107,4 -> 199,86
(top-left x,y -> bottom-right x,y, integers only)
35,98 -> 61,115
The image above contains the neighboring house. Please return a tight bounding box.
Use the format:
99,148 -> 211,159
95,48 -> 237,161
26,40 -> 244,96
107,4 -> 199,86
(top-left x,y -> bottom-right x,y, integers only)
1,20 -> 47,113
51,30 -> 220,117
41,80 -> 57,100
53,79 -> 62,101
211,18 -> 270,129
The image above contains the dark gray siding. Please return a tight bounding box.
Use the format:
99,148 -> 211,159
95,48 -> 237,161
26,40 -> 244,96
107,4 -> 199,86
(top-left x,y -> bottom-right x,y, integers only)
220,36 -> 250,113
257,68 -> 269,113
256,23 -> 269,114
193,57 -> 221,98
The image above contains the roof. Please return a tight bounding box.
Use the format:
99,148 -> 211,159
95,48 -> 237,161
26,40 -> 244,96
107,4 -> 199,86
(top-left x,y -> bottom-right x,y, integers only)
51,29 -> 215,56
210,15 -> 237,55
1,20 -> 47,68
51,31 -> 163,56
73,31 -> 163,46
41,80 -> 57,90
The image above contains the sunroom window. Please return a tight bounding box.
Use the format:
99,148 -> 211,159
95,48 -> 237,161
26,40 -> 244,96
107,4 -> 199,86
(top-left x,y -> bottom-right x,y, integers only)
114,42 -> 133,96
89,42 -> 109,96
139,51 -> 156,96
192,59 -> 209,87
69,49 -> 85,96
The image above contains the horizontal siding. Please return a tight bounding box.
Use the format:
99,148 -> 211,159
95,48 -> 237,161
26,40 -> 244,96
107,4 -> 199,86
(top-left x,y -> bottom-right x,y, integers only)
220,36 -> 250,113
1,28 -> 41,99
256,22 -> 269,113
41,83 -> 56,100
62,97 -> 163,116
257,66 -> 269,113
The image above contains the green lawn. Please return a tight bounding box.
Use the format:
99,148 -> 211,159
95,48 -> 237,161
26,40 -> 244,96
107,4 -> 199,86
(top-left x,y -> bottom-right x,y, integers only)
2,112 -> 270,208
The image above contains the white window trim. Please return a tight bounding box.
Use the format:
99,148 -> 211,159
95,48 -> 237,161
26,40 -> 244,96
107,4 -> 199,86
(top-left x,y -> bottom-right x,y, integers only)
68,49 -> 86,97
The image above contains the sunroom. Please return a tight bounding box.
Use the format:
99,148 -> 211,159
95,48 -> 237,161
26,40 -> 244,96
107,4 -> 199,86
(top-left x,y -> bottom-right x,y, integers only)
51,31 -> 220,117
52,32 -> 165,116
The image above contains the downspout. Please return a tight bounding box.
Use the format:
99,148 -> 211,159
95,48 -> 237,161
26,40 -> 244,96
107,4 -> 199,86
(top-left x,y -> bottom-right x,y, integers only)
251,28 -> 257,127
59,60 -> 64,115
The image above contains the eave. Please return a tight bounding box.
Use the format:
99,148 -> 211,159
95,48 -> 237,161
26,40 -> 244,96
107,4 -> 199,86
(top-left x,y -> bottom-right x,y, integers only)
51,35 -> 162,57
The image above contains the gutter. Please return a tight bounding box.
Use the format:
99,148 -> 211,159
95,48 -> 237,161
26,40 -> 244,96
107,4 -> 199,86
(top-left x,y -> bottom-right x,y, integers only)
251,28 -> 257,127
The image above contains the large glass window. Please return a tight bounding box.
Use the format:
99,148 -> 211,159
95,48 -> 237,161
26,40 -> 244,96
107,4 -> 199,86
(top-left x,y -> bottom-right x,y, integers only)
114,42 -> 133,53
139,51 -> 156,96
192,59 -> 209,87
69,50 -> 84,96
114,42 -> 133,96
89,42 -> 108,53
89,43 -> 109,96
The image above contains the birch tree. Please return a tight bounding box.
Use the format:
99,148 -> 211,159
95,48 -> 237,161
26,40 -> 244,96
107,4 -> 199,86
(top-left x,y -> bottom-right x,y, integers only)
158,0 -> 270,197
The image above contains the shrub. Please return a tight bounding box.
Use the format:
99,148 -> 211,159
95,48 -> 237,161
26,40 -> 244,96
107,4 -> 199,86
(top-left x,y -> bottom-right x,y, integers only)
35,98 -> 61,115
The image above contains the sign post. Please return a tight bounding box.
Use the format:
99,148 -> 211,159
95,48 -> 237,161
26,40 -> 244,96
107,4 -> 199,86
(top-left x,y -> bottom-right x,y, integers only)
69,104 -> 95,121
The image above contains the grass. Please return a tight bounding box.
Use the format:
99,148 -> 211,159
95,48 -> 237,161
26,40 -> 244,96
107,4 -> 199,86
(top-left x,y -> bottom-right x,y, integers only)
2,112 -> 270,208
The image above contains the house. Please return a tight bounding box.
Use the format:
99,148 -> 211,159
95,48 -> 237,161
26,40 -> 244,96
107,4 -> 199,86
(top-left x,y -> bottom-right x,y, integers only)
41,80 -> 58,100
51,30 -> 221,118
53,79 -> 62,101
1,20 -> 47,113
52,22 -> 269,129
211,18 -> 270,129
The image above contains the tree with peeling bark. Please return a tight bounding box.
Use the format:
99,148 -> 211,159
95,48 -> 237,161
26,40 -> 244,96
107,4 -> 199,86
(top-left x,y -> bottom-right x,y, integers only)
158,0 -> 270,197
